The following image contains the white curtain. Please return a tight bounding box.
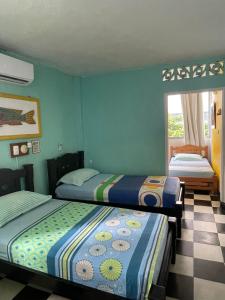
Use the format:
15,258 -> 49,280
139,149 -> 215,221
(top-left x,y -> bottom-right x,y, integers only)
181,93 -> 205,146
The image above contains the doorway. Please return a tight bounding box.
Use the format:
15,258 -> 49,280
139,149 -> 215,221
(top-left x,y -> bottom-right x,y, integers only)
165,89 -> 224,202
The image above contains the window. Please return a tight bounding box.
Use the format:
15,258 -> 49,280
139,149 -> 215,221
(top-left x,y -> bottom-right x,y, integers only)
168,92 -> 210,139
168,95 -> 184,138
202,92 -> 210,139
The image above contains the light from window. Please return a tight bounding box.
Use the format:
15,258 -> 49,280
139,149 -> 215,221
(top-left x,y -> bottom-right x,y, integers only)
168,93 -> 210,139
168,95 -> 184,138
202,92 -> 210,139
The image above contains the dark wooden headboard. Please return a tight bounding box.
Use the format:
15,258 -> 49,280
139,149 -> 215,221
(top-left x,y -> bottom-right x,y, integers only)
47,151 -> 84,196
0,164 -> 34,196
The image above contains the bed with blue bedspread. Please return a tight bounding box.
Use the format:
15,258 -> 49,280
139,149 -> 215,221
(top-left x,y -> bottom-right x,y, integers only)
47,152 -> 184,238
56,174 -> 180,209
0,197 -> 171,300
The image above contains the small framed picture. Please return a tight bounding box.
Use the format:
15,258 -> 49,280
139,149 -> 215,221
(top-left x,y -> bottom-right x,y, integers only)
32,140 -> 40,154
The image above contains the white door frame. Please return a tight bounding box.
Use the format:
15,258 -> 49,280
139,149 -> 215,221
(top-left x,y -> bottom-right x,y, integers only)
164,88 -> 225,203
221,88 -> 225,203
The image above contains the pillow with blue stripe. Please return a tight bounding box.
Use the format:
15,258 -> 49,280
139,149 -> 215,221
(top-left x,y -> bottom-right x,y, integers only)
0,191 -> 52,227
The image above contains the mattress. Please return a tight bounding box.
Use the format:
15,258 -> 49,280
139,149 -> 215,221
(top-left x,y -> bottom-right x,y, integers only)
0,198 -> 168,300
169,157 -> 215,178
56,174 -> 180,209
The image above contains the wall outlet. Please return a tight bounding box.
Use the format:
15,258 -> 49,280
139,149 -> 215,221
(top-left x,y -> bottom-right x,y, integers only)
32,140 -> 40,154
10,142 -> 29,157
13,145 -> 19,156
58,143 -> 63,152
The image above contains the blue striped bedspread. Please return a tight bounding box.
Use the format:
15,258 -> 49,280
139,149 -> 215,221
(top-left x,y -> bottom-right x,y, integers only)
6,200 -> 168,300
56,174 -> 180,208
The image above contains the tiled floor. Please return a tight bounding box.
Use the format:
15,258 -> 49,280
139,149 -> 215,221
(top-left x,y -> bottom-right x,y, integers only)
166,190 -> 225,300
0,272 -> 70,300
0,191 -> 224,300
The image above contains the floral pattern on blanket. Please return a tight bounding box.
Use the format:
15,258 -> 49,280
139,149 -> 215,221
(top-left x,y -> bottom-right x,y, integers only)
8,202 -> 167,299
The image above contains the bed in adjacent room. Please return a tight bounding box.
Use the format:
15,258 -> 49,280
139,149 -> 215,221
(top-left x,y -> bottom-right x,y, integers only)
0,165 -> 176,300
47,151 -> 184,237
169,144 -> 218,193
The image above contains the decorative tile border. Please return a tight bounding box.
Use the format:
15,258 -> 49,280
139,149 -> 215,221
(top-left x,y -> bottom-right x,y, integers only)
162,61 -> 224,81
177,66 -> 191,80
162,68 -> 175,81
209,61 -> 224,76
193,64 -> 207,78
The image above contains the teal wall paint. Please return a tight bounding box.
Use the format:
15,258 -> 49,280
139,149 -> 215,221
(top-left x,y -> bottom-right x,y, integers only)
1,52 -> 224,191
0,58 -> 82,194
81,56 -> 225,175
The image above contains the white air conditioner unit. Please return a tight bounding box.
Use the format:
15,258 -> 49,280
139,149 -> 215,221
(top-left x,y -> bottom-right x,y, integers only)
0,53 -> 34,85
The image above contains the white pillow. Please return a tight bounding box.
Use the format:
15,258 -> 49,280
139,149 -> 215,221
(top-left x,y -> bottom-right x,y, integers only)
58,168 -> 99,186
174,153 -> 203,161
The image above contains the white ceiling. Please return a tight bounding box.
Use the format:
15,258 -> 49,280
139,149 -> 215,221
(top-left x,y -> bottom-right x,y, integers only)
0,0 -> 225,75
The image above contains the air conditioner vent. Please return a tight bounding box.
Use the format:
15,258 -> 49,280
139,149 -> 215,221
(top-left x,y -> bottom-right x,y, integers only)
0,74 -> 29,85
0,53 -> 34,85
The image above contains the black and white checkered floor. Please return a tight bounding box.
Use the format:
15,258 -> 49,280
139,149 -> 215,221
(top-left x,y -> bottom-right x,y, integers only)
0,191 -> 224,300
166,190 -> 225,300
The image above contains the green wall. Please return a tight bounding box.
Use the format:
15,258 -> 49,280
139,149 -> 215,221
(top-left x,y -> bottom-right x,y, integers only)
0,56 -> 82,193
81,56 -> 225,175
1,52 -> 224,192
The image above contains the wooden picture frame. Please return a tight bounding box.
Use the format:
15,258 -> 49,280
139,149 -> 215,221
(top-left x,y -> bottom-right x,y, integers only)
0,92 -> 41,140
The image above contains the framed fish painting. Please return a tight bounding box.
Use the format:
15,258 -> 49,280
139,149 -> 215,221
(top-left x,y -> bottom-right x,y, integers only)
0,92 -> 41,140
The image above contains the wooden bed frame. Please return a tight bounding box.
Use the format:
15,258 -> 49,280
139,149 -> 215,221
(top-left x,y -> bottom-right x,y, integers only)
170,144 -> 218,193
0,164 -> 176,300
47,151 -> 185,238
